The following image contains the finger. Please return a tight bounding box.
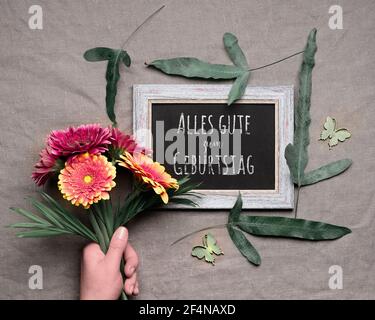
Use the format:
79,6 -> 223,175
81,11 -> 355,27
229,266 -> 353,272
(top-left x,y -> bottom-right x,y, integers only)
133,282 -> 139,296
104,227 -> 128,270
124,272 -> 137,296
124,243 -> 139,277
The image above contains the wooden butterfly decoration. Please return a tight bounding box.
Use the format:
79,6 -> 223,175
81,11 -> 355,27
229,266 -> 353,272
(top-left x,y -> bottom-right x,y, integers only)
320,116 -> 351,149
191,233 -> 224,265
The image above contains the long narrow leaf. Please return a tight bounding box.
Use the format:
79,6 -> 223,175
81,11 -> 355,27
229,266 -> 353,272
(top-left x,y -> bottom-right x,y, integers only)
301,159 -> 352,186
228,192 -> 242,223
227,226 -> 261,266
84,48 -> 131,126
148,57 -> 244,79
227,71 -> 250,105
40,193 -> 97,242
237,216 -> 351,240
29,198 -> 65,229
8,222 -> 48,229
16,228 -> 72,238
10,207 -> 51,225
223,33 -> 248,68
284,29 -> 317,186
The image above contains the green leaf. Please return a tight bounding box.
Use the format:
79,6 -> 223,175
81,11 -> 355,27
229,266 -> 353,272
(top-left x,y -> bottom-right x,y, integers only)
148,57 -> 244,79
237,216 -> 351,240
227,71 -> 250,105
170,197 -> 198,207
228,192 -> 242,223
10,195 -> 98,242
40,193 -> 98,242
84,47 -> 131,126
84,47 -> 114,61
9,207 -> 51,225
17,229 -> 72,238
147,33 -> 252,104
8,222 -> 47,229
122,52 -> 131,67
29,198 -> 65,229
227,226 -> 261,266
227,193 -> 261,266
301,159 -> 352,186
223,33 -> 248,68
284,29 -> 317,186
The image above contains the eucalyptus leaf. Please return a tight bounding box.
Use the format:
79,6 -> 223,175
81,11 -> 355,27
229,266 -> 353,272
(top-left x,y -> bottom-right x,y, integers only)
227,226 -> 261,266
84,47 -> 131,125
237,216 -> 351,240
227,71 -> 250,105
223,32 -> 248,68
284,28 -> 317,186
148,57 -> 244,79
228,192 -> 242,223
284,29 -> 353,214
147,33 -> 251,105
301,159 -> 352,186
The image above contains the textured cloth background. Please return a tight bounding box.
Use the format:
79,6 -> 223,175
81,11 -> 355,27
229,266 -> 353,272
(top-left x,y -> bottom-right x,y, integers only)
0,0 -> 374,299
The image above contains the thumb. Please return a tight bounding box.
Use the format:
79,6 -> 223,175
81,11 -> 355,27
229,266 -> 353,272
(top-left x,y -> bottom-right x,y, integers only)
104,227 -> 128,270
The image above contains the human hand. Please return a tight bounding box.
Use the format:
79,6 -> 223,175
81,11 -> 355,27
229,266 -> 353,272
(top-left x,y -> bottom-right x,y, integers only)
80,227 -> 139,300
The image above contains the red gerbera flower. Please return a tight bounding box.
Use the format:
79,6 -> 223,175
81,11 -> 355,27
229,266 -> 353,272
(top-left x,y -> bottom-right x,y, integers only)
32,147 -> 63,186
109,127 -> 149,160
47,124 -> 112,157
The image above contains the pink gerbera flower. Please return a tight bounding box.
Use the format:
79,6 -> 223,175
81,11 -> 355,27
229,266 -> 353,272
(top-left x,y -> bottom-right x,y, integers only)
48,124 -> 112,157
58,153 -> 116,209
109,127 -> 148,160
32,148 -> 64,186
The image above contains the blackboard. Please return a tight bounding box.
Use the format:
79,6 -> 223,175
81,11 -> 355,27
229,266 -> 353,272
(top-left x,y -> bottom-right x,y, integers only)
151,101 -> 277,191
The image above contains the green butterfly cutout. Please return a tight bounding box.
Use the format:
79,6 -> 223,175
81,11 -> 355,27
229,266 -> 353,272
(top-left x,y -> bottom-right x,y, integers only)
191,233 -> 224,265
320,116 -> 351,149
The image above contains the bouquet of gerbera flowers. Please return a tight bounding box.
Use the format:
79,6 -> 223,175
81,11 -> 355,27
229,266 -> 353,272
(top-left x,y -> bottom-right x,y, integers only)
9,124 -> 198,299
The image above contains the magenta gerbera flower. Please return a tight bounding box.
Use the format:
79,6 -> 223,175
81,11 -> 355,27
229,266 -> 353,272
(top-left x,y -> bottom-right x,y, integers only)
109,127 -> 148,160
32,147 -> 64,186
47,124 -> 112,157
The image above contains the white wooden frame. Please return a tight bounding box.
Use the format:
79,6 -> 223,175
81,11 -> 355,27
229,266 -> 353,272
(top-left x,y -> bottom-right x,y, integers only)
133,84 -> 294,209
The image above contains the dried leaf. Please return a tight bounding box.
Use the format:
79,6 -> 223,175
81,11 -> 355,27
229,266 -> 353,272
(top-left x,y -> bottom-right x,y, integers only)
301,159 -> 352,186
223,32 -> 248,68
84,47 -> 131,126
227,71 -> 250,105
147,33 -> 250,105
227,226 -> 261,266
237,215 -> 351,240
284,28 -> 317,186
228,192 -> 242,223
148,57 -> 244,79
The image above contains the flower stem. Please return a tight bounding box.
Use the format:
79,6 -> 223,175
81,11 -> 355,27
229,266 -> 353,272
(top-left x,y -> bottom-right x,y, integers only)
89,206 -> 128,300
88,209 -> 106,252
294,186 -> 301,219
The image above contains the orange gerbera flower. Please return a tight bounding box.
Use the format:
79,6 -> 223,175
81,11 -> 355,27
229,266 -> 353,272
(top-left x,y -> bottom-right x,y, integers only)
118,152 -> 179,204
58,153 -> 116,209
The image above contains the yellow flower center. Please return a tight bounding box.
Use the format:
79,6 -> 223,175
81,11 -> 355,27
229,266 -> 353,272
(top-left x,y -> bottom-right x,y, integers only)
83,175 -> 93,184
